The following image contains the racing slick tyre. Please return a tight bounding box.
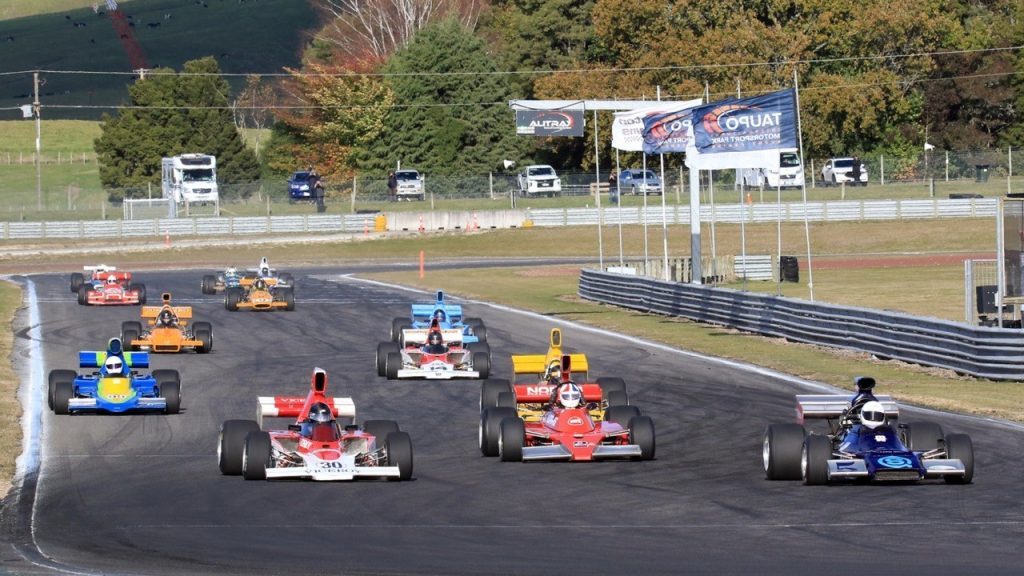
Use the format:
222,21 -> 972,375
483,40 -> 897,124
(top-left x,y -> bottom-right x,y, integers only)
606,390 -> 629,408
498,417 -> 525,462
385,431 -> 414,481
280,287 -> 296,311
77,285 -> 91,305
120,321 -> 143,350
53,381 -> 74,415
467,342 -> 491,360
605,405 -> 641,427
763,423 -> 806,481
160,381 -> 182,415
201,275 -> 217,294
279,273 -> 295,286
480,407 -> 516,457
943,433 -> 974,484
70,272 -> 84,293
463,319 -> 486,342
219,420 -> 260,475
385,352 -> 402,380
242,432 -> 272,480
391,318 -> 412,342
363,420 -> 401,443
596,377 -> 627,401
377,342 -> 400,376
192,322 -> 213,353
225,287 -> 242,311
132,283 -> 147,305
472,351 -> 491,379
903,421 -> 944,452
628,415 -> 656,460
480,379 -> 512,410
48,370 -> 76,411
495,392 -> 516,409
802,434 -> 832,486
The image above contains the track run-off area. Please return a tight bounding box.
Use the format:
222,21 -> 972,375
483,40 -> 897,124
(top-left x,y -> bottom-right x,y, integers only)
2,267 -> 1024,575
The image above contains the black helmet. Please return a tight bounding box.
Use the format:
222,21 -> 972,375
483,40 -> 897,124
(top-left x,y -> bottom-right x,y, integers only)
308,402 -> 333,423
428,331 -> 443,346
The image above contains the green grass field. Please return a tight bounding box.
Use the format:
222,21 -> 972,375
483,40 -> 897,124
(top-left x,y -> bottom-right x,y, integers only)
0,279 -> 21,497
0,0 -> 117,20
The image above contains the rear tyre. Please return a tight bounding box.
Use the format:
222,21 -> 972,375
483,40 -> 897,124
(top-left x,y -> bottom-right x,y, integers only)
390,318 -> 408,342
802,434 -> 832,485
363,419 -> 401,444
479,407 -> 516,457
376,342 -> 400,377
496,392 -> 515,408
53,380 -> 74,414
596,377 -> 627,400
385,352 -> 402,380
192,321 -> 213,353
77,285 -> 91,305
605,405 -> 640,427
70,272 -> 84,293
153,371 -> 181,414
279,273 -> 294,286
944,433 -> 974,484
120,321 -> 143,351
606,390 -> 629,407
281,288 -> 296,311
903,421 -> 944,452
480,379 -> 512,410
628,415 -> 656,460
385,431 -> 414,480
763,423 -> 806,480
472,351 -> 491,379
201,275 -> 216,294
498,417 -> 525,462
48,369 -> 77,411
467,342 -> 491,359
219,420 -> 260,475
133,283 -> 147,305
242,432 -> 272,480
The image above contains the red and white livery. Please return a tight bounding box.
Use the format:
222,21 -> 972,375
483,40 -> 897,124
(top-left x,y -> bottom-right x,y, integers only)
377,320 -> 490,380
218,368 -> 413,481
70,265 -> 147,306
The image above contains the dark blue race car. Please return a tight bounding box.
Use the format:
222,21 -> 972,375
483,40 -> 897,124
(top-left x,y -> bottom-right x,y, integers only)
46,338 -> 182,415
763,377 -> 973,484
389,290 -> 486,346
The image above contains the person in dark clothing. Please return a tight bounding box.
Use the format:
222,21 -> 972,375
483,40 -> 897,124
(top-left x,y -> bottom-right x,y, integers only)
850,157 -> 862,186
608,172 -> 619,205
310,169 -> 325,212
387,171 -> 398,202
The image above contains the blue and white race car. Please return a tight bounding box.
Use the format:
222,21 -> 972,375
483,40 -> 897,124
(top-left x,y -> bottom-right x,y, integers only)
762,377 -> 973,484
46,338 -> 182,415
390,290 -> 486,346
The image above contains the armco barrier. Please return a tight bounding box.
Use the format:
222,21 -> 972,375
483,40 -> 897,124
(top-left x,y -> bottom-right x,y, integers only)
578,268 -> 1024,381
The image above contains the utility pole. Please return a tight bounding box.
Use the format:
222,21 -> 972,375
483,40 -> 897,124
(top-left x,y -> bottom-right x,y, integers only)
34,71 -> 41,210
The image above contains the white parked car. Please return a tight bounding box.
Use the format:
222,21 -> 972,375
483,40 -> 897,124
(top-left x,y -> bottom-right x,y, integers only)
822,157 -> 868,186
517,165 -> 561,197
394,169 -> 424,201
740,150 -> 805,189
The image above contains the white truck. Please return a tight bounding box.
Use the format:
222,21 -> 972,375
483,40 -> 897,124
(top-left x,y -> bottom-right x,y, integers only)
161,154 -> 219,204
740,149 -> 805,189
395,169 -> 424,201
517,164 -> 562,197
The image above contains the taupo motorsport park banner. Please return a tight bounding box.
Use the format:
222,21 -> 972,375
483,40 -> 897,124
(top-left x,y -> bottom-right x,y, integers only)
515,109 -> 585,137
641,88 -> 797,170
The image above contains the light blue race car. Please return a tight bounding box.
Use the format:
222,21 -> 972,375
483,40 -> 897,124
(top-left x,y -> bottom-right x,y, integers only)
389,290 -> 486,346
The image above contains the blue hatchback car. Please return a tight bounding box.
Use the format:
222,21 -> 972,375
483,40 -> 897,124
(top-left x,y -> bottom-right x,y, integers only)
288,171 -> 317,202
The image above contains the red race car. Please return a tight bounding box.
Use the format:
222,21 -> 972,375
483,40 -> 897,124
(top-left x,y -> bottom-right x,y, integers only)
479,355 -> 655,462
71,265 -> 147,306
218,367 -> 413,481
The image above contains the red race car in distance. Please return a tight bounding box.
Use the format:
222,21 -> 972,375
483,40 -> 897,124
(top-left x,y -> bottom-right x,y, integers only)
71,265 -> 147,306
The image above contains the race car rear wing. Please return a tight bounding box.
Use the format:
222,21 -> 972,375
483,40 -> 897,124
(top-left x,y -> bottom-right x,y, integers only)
513,382 -> 603,404
795,394 -> 898,424
79,351 -> 149,369
141,305 -> 193,320
257,396 -> 355,428
402,327 -> 464,346
83,264 -> 115,272
511,354 -> 589,379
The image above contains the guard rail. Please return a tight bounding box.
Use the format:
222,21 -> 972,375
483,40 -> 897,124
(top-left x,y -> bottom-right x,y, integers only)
578,268 -> 1024,381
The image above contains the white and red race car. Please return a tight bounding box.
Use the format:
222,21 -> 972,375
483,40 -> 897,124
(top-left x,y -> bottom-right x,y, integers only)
71,265 -> 147,306
218,368 -> 413,481
376,320 -> 491,380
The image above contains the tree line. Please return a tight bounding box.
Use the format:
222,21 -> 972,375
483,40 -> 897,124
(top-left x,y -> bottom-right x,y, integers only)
96,0 -> 1024,196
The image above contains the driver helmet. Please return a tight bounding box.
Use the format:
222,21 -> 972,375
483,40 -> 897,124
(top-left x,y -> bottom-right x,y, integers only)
558,383 -> 583,409
545,362 -> 562,383
860,400 -> 887,429
159,310 -> 174,324
428,331 -> 443,347
104,355 -> 124,375
106,276 -> 118,285
254,278 -> 267,290
261,267 -> 270,277
225,267 -> 237,275
307,402 -> 334,423
433,310 -> 446,322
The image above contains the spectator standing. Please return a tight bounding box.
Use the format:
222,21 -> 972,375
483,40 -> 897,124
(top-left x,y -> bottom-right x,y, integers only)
608,172 -> 619,205
850,156 -> 862,186
387,171 -> 398,202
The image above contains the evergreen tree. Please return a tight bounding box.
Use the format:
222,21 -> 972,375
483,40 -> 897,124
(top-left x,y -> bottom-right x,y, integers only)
94,57 -> 259,200
358,18 -> 531,177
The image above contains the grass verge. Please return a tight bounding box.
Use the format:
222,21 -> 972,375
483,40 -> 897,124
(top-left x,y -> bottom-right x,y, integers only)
0,280 -> 21,497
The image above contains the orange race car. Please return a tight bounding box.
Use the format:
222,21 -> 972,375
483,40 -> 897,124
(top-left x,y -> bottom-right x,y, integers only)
120,293 -> 213,353
225,276 -> 295,311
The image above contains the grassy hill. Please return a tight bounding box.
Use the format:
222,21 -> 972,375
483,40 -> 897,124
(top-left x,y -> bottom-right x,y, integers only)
0,0 -> 316,120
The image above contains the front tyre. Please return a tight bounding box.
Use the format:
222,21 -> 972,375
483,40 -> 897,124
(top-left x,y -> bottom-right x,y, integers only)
219,420 -> 260,475
385,431 -> 414,480
242,431 -> 272,480
763,423 -> 806,480
944,433 -> 974,484
498,417 -> 525,462
628,415 -> 656,460
802,434 -> 831,485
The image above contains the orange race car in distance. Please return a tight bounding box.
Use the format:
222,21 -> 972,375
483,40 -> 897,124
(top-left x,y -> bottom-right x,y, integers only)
225,276 -> 295,311
120,293 -> 213,353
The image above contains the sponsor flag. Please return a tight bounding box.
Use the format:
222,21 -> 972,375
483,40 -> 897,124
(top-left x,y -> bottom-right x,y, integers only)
612,100 -> 702,152
685,88 -> 798,170
515,109 -> 585,137
639,104 -> 703,154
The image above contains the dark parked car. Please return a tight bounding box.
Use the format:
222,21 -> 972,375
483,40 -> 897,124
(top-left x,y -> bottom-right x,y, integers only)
288,171 -> 318,202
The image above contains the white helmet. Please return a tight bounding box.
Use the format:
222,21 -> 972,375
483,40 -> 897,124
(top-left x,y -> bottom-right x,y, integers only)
104,356 -> 124,375
860,400 -> 886,429
558,383 -> 582,409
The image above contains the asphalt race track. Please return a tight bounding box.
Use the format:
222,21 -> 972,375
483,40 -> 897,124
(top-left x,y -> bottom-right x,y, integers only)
3,268 -> 1024,575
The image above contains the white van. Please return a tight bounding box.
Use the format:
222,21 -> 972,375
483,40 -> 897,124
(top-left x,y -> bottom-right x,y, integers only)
740,150 -> 804,189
